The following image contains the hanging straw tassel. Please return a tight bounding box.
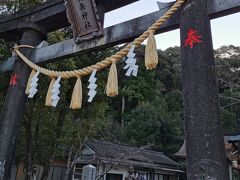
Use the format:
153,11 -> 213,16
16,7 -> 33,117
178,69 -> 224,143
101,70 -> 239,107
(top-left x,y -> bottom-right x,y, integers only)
145,31 -> 158,70
45,78 -> 56,106
25,69 -> 36,94
70,77 -> 82,109
106,61 -> 118,97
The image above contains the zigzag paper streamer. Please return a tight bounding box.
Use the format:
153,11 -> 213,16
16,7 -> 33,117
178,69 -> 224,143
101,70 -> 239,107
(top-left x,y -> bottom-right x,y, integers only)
123,44 -> 138,77
51,76 -> 61,107
28,71 -> 40,98
87,69 -> 97,102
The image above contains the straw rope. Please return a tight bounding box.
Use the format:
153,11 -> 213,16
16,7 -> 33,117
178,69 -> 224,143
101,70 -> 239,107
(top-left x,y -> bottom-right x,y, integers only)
13,0 -> 186,79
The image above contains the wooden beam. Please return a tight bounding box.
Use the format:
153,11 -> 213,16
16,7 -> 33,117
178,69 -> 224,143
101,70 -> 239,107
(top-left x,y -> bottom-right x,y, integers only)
0,0 -> 239,73
0,0 -> 139,41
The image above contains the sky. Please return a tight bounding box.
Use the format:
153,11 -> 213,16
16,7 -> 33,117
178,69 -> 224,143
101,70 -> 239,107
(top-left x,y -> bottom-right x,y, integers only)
104,0 -> 240,50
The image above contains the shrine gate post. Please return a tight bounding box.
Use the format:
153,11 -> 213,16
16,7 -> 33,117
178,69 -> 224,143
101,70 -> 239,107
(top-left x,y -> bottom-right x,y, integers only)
0,29 -> 44,180
180,0 -> 229,179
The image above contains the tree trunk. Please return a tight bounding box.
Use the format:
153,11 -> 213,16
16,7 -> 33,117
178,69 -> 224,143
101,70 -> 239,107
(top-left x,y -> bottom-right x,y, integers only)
180,0 -> 229,179
23,100 -> 37,180
40,106 -> 66,180
33,108 -> 40,179
0,30 -> 43,180
40,162 -> 50,180
121,96 -> 125,128
50,105 -> 67,161
63,145 -> 74,180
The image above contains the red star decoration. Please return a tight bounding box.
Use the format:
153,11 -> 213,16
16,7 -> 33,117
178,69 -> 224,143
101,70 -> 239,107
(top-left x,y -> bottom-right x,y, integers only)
9,73 -> 18,86
184,28 -> 202,49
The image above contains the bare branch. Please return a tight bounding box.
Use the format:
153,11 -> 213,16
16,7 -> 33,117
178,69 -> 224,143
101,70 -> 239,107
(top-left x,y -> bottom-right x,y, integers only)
218,78 -> 240,88
219,95 -> 240,102
96,144 -> 152,180
221,102 -> 240,109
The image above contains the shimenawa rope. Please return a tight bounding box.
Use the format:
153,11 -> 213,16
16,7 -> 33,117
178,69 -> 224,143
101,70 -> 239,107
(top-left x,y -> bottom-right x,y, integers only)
13,0 -> 186,79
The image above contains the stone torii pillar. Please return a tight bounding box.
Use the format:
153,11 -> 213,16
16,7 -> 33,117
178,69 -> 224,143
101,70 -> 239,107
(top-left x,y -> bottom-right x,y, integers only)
0,26 -> 45,180
180,0 -> 229,179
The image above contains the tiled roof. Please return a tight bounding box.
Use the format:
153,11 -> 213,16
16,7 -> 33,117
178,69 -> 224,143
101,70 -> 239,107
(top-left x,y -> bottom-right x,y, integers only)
84,141 -> 179,169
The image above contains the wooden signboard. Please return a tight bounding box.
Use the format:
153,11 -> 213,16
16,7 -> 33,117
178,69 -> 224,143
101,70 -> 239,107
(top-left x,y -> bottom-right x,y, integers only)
65,0 -> 103,43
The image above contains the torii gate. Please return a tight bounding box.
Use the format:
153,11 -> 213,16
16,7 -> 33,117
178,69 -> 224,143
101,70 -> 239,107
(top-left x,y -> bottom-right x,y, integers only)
0,0 -> 240,179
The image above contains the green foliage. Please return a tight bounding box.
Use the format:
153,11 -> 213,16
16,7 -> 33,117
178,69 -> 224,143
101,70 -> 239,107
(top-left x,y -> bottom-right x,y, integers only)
1,0 -> 46,13
124,103 -> 161,145
122,98 -> 183,153
221,109 -> 236,133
